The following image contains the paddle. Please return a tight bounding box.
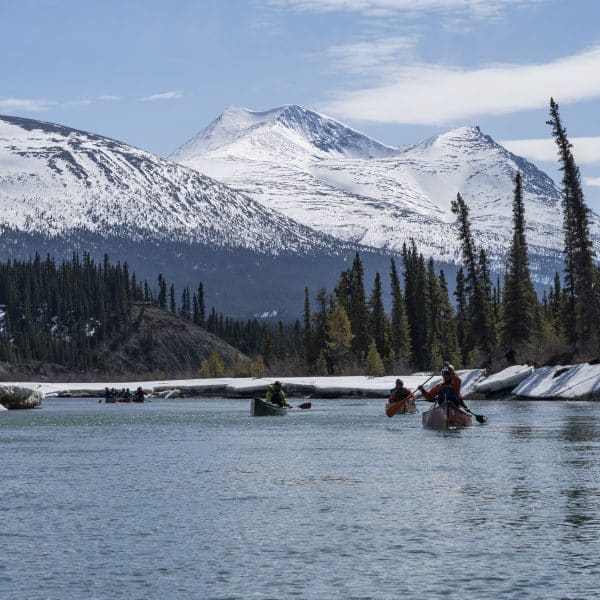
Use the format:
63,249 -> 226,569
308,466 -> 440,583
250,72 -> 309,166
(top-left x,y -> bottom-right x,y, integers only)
414,373 -> 436,398
465,408 -> 487,424
253,397 -> 311,409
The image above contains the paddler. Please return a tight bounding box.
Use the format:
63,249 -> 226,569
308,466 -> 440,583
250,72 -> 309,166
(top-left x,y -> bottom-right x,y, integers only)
418,362 -> 469,412
388,379 -> 415,406
265,381 -> 288,408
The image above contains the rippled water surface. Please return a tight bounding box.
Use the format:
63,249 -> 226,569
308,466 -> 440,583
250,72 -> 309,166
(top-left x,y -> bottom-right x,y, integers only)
2,398 -> 600,599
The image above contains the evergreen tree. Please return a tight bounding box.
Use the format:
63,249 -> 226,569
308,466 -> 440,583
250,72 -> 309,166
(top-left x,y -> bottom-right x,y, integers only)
348,253 -> 371,360
402,241 -> 428,369
325,306 -> 353,374
547,98 -> 600,348
197,283 -> 206,328
389,258 -> 411,366
368,273 -> 391,366
302,287 -> 313,367
454,267 -> 468,362
425,257 -> 441,369
364,340 -> 385,376
312,288 -> 329,362
157,274 -> 167,309
438,270 -> 460,366
169,284 -> 176,313
501,172 -> 537,347
451,193 -> 495,361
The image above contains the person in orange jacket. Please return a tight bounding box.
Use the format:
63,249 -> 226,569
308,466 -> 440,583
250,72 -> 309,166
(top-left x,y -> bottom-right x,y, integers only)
388,379 -> 415,404
418,362 -> 469,410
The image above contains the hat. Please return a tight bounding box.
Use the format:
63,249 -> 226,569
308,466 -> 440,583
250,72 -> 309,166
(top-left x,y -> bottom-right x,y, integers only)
396,379 -> 404,387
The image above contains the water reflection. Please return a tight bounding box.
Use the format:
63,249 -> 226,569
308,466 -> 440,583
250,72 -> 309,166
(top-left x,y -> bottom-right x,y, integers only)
560,414 -> 600,444
508,425 -> 535,440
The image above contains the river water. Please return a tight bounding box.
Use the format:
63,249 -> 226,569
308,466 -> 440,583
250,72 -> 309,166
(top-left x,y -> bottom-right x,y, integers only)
1,398 -> 600,599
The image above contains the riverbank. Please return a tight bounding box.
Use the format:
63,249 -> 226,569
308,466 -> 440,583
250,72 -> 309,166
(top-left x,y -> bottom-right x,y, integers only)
1,370 -> 484,401
3,363 -> 599,406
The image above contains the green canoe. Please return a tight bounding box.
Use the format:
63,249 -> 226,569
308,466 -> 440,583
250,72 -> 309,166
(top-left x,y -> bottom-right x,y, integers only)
251,397 -> 288,416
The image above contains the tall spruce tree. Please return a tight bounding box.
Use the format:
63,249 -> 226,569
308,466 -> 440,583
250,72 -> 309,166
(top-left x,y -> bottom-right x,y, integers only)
402,241 -> 428,369
454,267 -> 468,362
312,288 -> 329,363
157,274 -> 167,309
389,258 -> 412,366
302,287 -> 313,367
501,172 -> 537,347
348,253 -> 371,360
547,98 -> 600,348
438,270 -> 460,366
368,273 -> 391,367
451,193 -> 495,361
425,257 -> 442,369
169,284 -> 176,313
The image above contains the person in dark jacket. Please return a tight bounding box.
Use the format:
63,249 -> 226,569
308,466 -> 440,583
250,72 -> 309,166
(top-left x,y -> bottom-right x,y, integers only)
418,362 -> 469,411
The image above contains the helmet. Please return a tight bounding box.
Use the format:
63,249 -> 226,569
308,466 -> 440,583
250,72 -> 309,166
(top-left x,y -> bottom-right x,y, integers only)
396,379 -> 403,387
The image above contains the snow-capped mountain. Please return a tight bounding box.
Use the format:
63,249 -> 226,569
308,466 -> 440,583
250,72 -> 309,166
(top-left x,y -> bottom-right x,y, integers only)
172,105 -> 600,281
170,104 -> 398,165
0,114 -> 339,255
0,114 -> 378,316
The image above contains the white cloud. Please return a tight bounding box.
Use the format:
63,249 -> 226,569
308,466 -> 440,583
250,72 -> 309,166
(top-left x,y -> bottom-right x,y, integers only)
324,35 -> 418,75
501,137 -> 600,166
0,97 -> 50,112
320,46 -> 600,125
139,91 -> 183,102
584,177 -> 600,187
267,0 -> 538,18
98,95 -> 120,101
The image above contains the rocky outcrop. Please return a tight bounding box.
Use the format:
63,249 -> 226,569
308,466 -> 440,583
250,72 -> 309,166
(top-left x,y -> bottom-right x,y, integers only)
0,385 -> 43,409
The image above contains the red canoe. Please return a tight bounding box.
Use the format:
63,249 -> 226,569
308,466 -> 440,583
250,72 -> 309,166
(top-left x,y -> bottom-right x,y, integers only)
422,402 -> 472,429
385,398 -> 417,418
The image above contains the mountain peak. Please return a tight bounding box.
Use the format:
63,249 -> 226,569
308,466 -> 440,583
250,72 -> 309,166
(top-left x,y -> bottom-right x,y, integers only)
170,104 -> 398,163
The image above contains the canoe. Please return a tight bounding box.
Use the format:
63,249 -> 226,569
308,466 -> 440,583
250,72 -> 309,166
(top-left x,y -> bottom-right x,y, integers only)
422,402 -> 472,429
251,397 -> 288,417
385,398 -> 417,418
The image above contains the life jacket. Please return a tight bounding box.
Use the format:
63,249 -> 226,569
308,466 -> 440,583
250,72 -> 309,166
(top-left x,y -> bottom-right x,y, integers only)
438,383 -> 459,405
268,385 -> 284,404
389,388 -> 410,403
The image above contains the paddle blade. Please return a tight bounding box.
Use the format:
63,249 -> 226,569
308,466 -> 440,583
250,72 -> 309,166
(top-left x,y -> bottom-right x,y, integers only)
297,402 -> 312,409
475,414 -> 487,424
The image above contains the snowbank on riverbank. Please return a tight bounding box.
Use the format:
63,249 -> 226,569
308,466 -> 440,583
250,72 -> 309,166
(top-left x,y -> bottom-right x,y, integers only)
3,370 -> 485,400
474,365 -> 534,394
513,363 -> 600,400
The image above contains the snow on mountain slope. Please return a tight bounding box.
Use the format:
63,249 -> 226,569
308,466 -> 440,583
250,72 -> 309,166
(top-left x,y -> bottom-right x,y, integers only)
170,105 -> 398,165
0,114 -> 340,256
173,107 -> 600,281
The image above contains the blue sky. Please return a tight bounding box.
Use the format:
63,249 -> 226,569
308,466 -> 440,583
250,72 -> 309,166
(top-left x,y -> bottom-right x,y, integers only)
2,0 -> 600,209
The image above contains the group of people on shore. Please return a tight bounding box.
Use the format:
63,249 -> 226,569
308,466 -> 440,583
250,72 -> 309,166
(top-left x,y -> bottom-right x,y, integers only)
103,386 -> 146,403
